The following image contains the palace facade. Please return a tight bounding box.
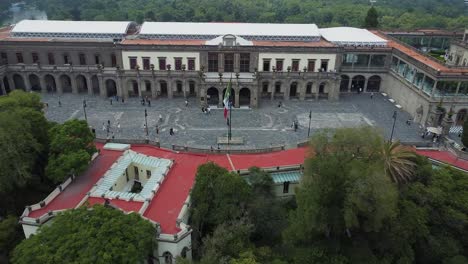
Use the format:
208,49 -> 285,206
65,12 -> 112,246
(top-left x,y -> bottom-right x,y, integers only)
1,20 -> 468,126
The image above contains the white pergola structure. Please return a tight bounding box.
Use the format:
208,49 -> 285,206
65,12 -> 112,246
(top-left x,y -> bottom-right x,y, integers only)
138,22 -> 322,42
319,27 -> 388,47
11,20 -> 135,40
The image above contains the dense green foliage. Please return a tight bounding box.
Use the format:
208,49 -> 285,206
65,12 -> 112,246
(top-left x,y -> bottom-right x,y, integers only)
364,6 -> 379,28
20,0 -> 468,30
46,119 -> 96,183
12,204 -> 156,264
190,127 -> 467,263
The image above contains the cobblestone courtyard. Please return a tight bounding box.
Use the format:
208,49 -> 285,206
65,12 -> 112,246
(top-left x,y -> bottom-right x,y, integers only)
41,93 -> 428,149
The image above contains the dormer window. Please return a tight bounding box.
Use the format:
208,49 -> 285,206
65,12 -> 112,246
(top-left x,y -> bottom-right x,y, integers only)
223,35 -> 236,46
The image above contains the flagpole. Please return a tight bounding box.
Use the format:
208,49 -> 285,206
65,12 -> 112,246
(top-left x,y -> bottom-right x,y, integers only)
229,73 -> 233,141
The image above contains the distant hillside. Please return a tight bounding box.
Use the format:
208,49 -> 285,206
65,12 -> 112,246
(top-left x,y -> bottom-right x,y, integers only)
21,0 -> 468,30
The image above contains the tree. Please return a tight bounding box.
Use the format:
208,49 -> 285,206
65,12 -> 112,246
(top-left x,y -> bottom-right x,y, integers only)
190,162 -> 251,256
284,127 -> 398,262
462,119 -> 468,148
381,141 -> 417,184
200,219 -> 253,264
364,6 -> 379,28
0,215 -> 20,260
12,205 -> 156,264
46,119 -> 96,183
0,112 -> 42,194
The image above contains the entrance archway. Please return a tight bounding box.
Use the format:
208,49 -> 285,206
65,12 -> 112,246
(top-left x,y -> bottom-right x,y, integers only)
207,87 -> 219,105
456,109 -> 467,126
340,75 -> 350,92
351,75 -> 365,92
174,81 -> 183,97
60,75 -> 72,93
128,80 -> 138,97
159,81 -> 168,97
367,75 -> 381,92
76,75 -> 88,94
29,74 -> 41,91
188,81 -> 196,97
13,74 -> 26,90
143,80 -> 152,97
105,79 -> 117,97
289,82 -> 298,98
318,82 -> 328,99
91,75 -> 100,95
44,74 -> 56,92
239,87 -> 251,106
3,76 -> 11,93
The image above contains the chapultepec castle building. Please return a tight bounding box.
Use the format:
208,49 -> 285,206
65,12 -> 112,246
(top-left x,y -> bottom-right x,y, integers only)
0,20 -> 467,125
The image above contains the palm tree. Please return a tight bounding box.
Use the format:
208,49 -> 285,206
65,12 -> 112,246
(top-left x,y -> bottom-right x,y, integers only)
381,141 -> 417,184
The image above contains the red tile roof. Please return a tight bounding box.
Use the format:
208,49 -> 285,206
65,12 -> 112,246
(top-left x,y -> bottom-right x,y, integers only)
24,143 -> 468,234
375,31 -> 468,75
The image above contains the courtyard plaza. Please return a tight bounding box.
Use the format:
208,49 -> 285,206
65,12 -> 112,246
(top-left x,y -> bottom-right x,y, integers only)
41,93 -> 428,149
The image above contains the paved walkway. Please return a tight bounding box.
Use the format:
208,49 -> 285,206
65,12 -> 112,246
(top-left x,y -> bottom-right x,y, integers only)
41,93 -> 429,149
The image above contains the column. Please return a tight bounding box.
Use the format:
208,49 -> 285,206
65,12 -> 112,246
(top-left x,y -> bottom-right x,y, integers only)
86,75 -> 93,95
364,78 -> 369,92
284,82 -> 290,100
347,78 -> 352,92
136,77 -> 142,97
218,53 -> 224,73
39,75 -> 47,93
430,80 -> 438,97
23,73 -> 31,91
454,82 -> 462,99
5,76 -> 13,93
299,82 -> 305,100
71,74 -> 78,94
183,79 -> 187,98
234,89 -> 240,108
56,74 -> 63,94
0,82 -> 5,95
251,85 -> 258,108
270,82 -> 275,100
315,81 -> 319,101
218,89 -> 223,108
234,53 -> 240,73
168,78 -> 173,98
99,75 -> 105,98
151,78 -> 157,99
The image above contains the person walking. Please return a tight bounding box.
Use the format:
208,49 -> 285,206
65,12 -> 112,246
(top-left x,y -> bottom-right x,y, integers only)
148,100 -> 151,107
169,127 -> 174,136
359,87 -> 363,94
102,122 -> 106,132
185,100 -> 188,107
156,125 -> 159,135
159,114 -> 163,123
117,122 -> 121,133
110,98 -> 113,105
370,92 -> 374,99
58,100 -> 62,107
207,106 -> 211,115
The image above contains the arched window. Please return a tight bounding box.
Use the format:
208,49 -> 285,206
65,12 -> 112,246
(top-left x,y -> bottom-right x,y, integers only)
163,252 -> 173,264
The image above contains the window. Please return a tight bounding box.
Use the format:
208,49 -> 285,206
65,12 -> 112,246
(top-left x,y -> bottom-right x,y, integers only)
307,60 -> 315,72
63,54 -> 70,65
79,53 -> 86,65
159,57 -> 166,70
0,52 -> 7,64
16,53 -> 23,63
48,53 -> 55,65
283,181 -> 290,194
111,54 -> 117,67
262,82 -> 268,93
275,82 -> 281,93
95,54 -> 101,65
32,52 -> 39,63
306,83 -> 312,94
188,58 -> 195,70
224,53 -> 234,72
276,59 -> 284,71
320,60 -> 329,72
262,59 -> 271,71
240,53 -> 250,72
146,170 -> 151,179
129,57 -> 137,69
208,53 -> 218,72
143,57 -> 150,70
175,57 -> 182,70
134,166 -> 139,180
291,59 -> 300,72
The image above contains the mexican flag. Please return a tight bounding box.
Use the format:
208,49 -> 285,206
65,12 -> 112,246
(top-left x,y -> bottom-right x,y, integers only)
223,80 -> 232,119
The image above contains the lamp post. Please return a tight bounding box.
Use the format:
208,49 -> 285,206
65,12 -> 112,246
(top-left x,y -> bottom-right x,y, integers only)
82,99 -> 87,123
389,110 -> 397,143
144,108 -> 148,137
307,110 -> 312,138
